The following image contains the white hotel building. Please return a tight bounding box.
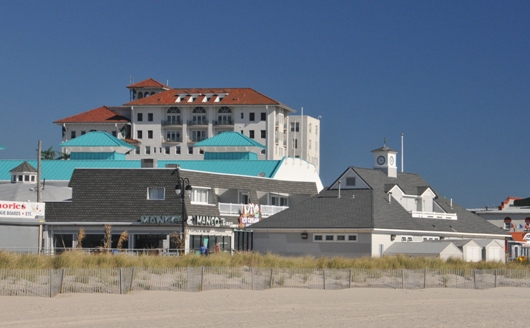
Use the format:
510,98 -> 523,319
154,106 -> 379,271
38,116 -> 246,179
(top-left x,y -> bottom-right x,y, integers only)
54,78 -> 321,173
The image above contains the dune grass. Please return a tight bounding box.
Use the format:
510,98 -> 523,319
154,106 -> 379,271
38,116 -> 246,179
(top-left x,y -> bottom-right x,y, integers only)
0,251 -> 528,270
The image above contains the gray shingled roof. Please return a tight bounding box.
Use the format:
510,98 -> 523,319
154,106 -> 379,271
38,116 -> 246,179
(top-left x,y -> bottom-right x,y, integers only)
384,241 -> 460,255
9,161 -> 37,173
46,168 -> 318,223
251,167 -> 506,236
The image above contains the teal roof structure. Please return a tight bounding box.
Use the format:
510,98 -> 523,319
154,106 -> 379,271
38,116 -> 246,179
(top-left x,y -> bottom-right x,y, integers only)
0,159 -> 282,181
60,131 -> 135,153
194,132 -> 265,151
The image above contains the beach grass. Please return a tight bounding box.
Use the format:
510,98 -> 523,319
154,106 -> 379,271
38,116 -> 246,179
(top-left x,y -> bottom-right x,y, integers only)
0,250 -> 527,270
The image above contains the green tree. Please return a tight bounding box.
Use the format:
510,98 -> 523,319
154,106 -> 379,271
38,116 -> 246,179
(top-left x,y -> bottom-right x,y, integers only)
57,152 -> 70,160
40,146 -> 56,160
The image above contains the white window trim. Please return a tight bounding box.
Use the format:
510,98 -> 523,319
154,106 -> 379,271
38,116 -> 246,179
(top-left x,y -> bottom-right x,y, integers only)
190,187 -> 214,205
313,234 -> 358,242
147,187 -> 165,200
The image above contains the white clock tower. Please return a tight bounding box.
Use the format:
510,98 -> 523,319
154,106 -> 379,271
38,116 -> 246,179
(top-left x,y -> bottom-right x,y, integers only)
371,140 -> 398,178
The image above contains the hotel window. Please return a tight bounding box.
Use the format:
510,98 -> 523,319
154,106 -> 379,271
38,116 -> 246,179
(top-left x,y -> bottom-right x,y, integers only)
191,188 -> 211,204
70,131 -> 76,139
315,125 -> 318,136
176,146 -> 181,154
241,112 -> 244,119
261,112 -> 266,121
81,131 -> 86,135
348,235 -> 357,241
191,130 -> 206,142
137,113 -> 143,122
192,107 -> 206,124
188,146 -> 193,154
249,113 -> 255,121
135,147 -> 140,155
337,235 -> 345,241
290,122 -> 299,132
112,131 -> 117,137
309,123 -> 312,133
165,147 -> 170,154
166,130 -> 180,142
148,130 -> 153,139
145,146 -> 151,155
325,235 -> 334,241
314,235 -> 323,241
148,113 -> 153,122
309,140 -> 311,149
261,130 -> 266,138
218,107 -> 232,125
249,130 -> 255,139
504,218 -> 512,230
147,187 -> 165,200
137,130 -> 143,139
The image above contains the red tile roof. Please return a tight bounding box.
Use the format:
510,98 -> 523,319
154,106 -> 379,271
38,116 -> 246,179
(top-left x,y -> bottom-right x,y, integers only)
126,78 -> 170,89
510,232 -> 529,243
124,87 -> 288,108
54,106 -> 130,124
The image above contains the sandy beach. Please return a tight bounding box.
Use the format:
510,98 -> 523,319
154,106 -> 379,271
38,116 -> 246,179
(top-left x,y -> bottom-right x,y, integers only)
0,287 -> 525,327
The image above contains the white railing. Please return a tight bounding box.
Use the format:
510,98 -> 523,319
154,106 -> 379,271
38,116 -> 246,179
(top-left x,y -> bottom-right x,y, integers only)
218,203 -> 289,218
410,211 -> 457,220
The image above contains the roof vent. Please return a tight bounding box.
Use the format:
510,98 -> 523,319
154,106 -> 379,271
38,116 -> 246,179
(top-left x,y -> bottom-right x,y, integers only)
141,158 -> 157,168
258,172 -> 266,177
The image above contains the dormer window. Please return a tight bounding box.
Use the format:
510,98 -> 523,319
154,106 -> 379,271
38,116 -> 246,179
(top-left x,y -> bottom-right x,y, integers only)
177,95 -> 187,102
346,177 -> 356,186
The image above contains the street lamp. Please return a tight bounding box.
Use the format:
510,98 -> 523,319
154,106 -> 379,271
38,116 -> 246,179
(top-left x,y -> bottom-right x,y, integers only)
174,167 -> 192,254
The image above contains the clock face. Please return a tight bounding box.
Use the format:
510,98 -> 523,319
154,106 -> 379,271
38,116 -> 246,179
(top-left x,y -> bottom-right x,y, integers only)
377,156 -> 385,165
389,156 -> 394,165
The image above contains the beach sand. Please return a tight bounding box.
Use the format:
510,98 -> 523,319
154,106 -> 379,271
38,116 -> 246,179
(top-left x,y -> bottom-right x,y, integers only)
0,287 -> 524,327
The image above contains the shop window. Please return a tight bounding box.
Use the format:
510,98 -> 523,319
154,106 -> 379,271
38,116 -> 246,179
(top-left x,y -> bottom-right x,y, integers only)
147,187 -> 165,200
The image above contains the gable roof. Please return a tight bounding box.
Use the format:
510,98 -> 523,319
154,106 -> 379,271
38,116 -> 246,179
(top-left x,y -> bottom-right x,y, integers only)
195,132 -> 265,151
45,168 -> 318,223
124,87 -> 294,111
126,78 -> 170,89
60,131 -> 135,152
9,161 -> 37,173
54,106 -> 130,124
251,166 -> 507,236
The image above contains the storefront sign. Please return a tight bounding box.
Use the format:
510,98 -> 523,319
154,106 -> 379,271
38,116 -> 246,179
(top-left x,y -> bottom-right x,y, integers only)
0,201 -> 45,219
187,215 -> 231,227
140,215 -> 181,224
239,203 -> 261,228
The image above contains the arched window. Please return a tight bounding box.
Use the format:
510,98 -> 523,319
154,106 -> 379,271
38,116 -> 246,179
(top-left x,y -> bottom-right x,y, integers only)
150,92 -> 155,96
525,218 -> 530,231
218,107 -> 232,125
504,217 -> 512,230
138,92 -> 144,99
166,107 -> 181,125
192,107 -> 207,125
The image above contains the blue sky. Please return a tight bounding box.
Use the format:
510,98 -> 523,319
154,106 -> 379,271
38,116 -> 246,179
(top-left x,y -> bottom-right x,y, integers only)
1,1 -> 529,208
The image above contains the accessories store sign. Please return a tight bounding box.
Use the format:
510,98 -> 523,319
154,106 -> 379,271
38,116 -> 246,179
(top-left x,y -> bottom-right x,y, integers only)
0,201 -> 45,219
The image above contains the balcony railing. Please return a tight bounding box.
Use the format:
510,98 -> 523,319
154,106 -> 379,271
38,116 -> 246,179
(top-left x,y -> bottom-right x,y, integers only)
189,136 -> 207,143
410,211 -> 457,220
218,202 -> 288,218
162,119 -> 182,126
164,137 -> 182,143
187,120 -> 208,126
213,119 -> 234,126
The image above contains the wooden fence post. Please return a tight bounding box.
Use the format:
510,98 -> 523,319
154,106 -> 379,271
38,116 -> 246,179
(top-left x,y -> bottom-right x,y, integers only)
269,268 -> 274,289
424,268 -> 427,289
473,270 -> 477,289
119,268 -> 123,294
200,266 -> 204,291
349,269 -> 352,289
251,268 -> 254,291
323,270 -> 326,290
494,269 -> 497,288
59,268 -> 65,294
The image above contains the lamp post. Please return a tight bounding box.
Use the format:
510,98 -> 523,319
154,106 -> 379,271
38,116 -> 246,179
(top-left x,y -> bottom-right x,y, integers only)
174,166 -> 192,254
